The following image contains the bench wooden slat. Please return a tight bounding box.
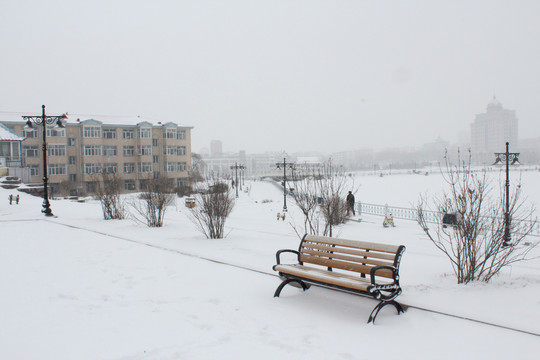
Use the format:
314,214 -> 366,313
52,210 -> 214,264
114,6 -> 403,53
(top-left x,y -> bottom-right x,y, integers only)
300,255 -> 395,278
303,235 -> 401,254
300,248 -> 395,268
301,242 -> 397,261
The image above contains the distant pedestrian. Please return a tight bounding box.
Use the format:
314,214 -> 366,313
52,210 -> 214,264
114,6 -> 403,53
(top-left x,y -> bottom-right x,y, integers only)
346,191 -> 355,216
8,194 -> 13,205
16,194 -> 20,204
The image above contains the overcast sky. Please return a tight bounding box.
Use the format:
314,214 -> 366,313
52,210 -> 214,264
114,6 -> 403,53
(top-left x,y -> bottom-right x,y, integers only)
2,0 -> 540,154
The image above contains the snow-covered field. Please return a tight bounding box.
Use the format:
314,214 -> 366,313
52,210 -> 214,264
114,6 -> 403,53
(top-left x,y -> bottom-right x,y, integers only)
1,169 -> 539,360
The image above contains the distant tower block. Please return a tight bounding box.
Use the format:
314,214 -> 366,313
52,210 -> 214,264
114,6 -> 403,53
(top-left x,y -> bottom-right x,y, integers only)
471,96 -> 518,153
211,140 -> 223,156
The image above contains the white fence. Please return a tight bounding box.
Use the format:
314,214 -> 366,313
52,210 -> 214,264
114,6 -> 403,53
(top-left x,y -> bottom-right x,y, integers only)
358,202 -> 540,237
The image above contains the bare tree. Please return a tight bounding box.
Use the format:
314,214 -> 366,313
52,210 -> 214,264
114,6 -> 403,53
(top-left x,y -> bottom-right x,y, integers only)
189,153 -> 206,183
290,171 -> 322,237
188,179 -> 235,239
130,175 -> 174,227
416,149 -> 538,284
94,171 -> 126,220
292,160 -> 355,237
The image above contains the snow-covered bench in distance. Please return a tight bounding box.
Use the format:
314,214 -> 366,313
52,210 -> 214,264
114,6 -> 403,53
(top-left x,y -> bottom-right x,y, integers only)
272,234 -> 406,323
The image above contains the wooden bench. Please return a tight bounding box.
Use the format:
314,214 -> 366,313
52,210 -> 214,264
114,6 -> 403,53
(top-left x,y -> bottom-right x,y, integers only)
272,234 -> 406,323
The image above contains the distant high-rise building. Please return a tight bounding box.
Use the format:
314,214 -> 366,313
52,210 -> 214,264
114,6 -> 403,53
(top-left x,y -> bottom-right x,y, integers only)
471,97 -> 518,163
210,140 -> 223,157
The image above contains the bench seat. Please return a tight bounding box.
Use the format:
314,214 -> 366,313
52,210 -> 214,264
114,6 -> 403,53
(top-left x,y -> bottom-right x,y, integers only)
274,264 -> 376,292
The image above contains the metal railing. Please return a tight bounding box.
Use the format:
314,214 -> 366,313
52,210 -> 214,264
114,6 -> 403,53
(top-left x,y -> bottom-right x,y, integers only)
358,202 -> 540,237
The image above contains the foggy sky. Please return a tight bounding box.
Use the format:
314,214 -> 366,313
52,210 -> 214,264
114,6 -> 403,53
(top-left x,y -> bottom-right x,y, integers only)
2,0 -> 540,154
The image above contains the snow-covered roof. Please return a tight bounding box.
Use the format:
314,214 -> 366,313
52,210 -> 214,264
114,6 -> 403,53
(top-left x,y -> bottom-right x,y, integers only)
0,111 -> 193,129
0,123 -> 24,141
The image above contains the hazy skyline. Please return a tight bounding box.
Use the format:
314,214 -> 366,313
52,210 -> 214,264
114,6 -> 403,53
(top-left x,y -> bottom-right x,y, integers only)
2,0 -> 540,154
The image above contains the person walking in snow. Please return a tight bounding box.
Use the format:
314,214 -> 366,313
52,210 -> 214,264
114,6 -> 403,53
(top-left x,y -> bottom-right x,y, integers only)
8,194 -> 13,205
346,191 -> 355,216
16,194 -> 20,204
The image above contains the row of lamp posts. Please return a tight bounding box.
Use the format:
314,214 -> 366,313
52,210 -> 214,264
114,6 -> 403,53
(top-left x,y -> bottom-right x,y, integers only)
230,162 -> 245,198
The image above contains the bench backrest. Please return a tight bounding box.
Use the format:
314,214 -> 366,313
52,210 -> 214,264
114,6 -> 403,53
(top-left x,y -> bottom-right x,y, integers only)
299,235 -> 405,279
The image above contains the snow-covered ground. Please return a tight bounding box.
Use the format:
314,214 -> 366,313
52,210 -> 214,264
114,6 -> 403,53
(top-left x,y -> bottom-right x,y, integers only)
1,169 -> 539,360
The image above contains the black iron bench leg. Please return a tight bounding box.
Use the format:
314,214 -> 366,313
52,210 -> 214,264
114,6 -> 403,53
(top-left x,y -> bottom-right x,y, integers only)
274,278 -> 309,297
367,300 -> 404,324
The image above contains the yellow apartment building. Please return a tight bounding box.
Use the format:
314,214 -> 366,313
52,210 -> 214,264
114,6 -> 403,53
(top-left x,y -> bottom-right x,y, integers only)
1,118 -> 192,196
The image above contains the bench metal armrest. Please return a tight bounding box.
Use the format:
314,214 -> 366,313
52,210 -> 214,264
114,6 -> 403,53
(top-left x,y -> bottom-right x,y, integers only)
275,249 -> 300,266
369,265 -> 398,286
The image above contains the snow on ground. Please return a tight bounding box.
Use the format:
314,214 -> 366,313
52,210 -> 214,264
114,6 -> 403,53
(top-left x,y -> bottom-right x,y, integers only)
0,170 -> 539,360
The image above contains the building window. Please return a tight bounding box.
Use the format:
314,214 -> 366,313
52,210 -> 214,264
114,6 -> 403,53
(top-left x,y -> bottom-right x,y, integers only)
152,138 -> 158,147
23,145 -> 39,157
48,164 -> 66,176
139,179 -> 147,190
103,128 -> 117,139
68,156 -> 76,165
123,162 -> 135,174
139,128 -> 151,139
164,145 -> 177,155
178,130 -> 185,140
83,126 -> 101,138
178,146 -> 186,156
153,155 -> 159,163
84,163 -> 101,174
138,145 -> 152,156
86,182 -> 96,193
177,179 -> 187,188
123,129 -> 134,139
24,129 -> 38,138
0,143 -> 8,156
123,145 -> 135,156
47,144 -> 66,157
29,165 -> 40,176
103,163 -> 117,174
138,162 -> 153,173
69,174 -> 77,182
103,145 -> 117,157
84,145 -> 102,156
166,162 -> 186,172
165,128 -> 177,139
46,128 -> 65,137
124,179 -> 136,191
68,138 -> 76,146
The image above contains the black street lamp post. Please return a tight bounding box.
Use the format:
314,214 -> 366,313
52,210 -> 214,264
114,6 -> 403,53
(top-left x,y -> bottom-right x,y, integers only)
22,105 -> 67,217
275,158 -> 295,212
493,142 -> 520,247
230,163 -> 245,198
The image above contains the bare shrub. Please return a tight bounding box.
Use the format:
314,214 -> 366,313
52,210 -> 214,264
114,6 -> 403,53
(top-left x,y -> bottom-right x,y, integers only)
130,175 -> 174,227
416,149 -> 538,284
188,180 -> 235,239
94,171 -> 125,220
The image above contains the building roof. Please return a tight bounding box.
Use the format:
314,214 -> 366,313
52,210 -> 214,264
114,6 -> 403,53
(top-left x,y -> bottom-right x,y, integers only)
0,122 -> 24,141
0,111 -> 192,129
